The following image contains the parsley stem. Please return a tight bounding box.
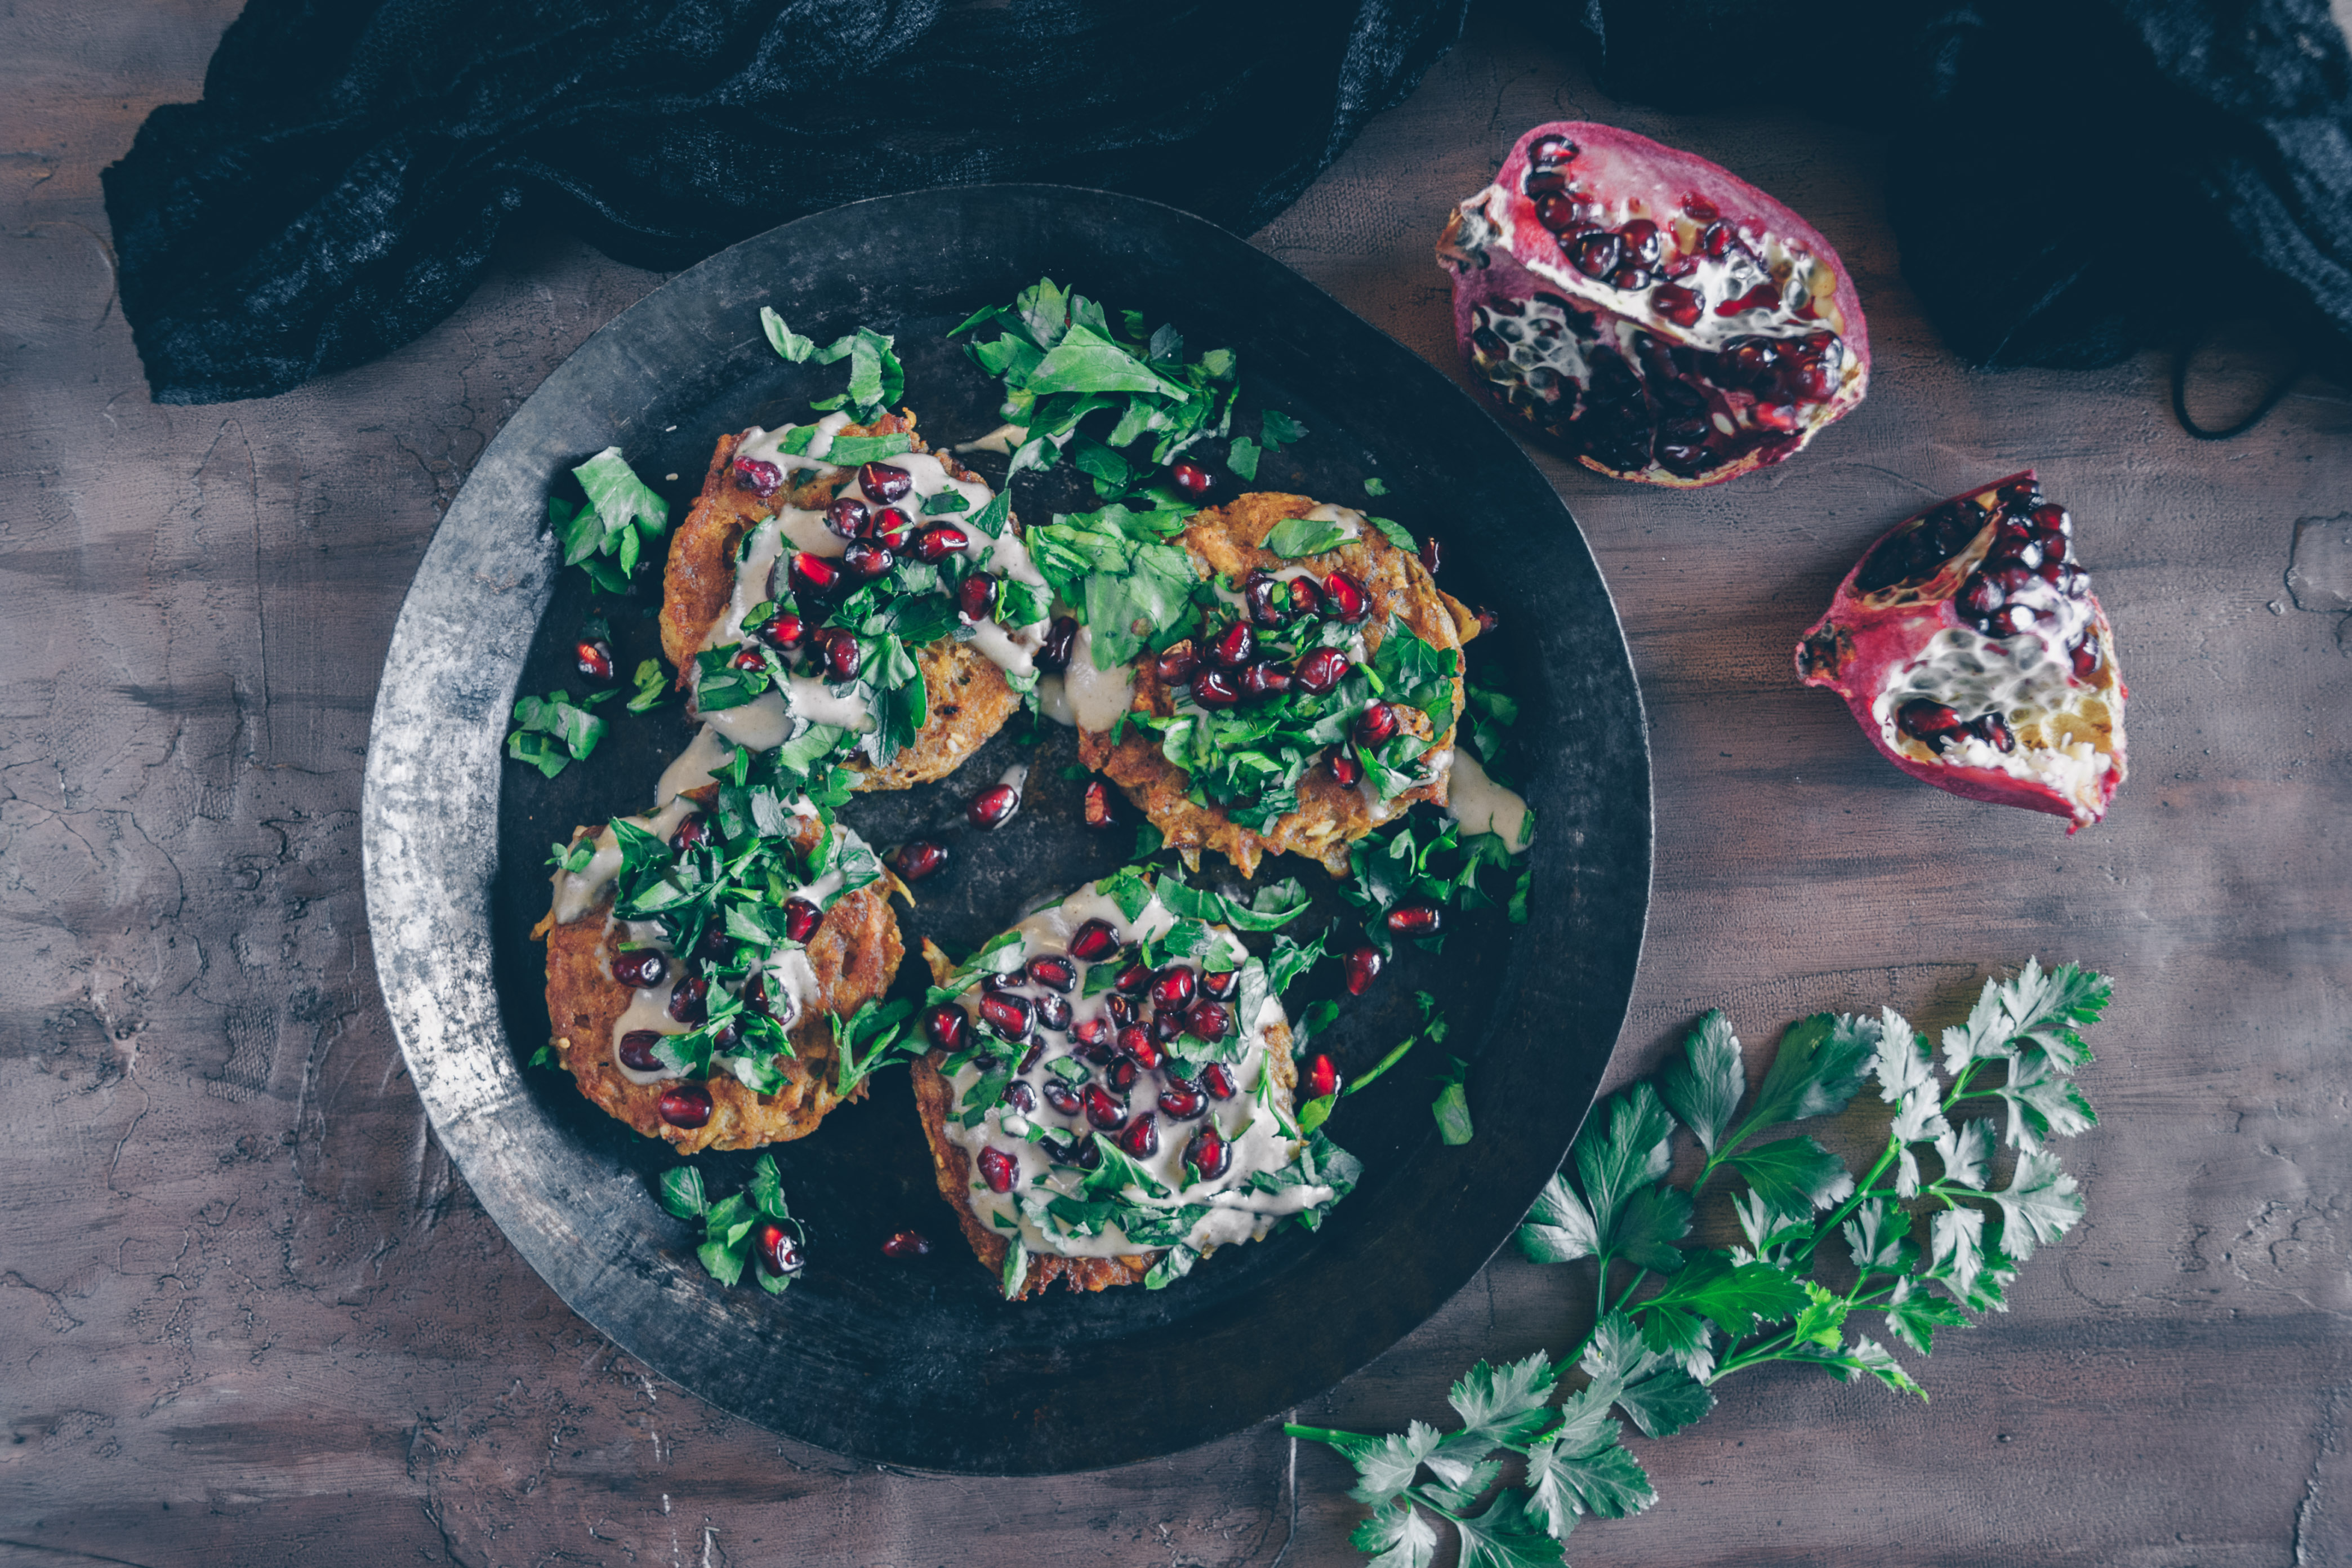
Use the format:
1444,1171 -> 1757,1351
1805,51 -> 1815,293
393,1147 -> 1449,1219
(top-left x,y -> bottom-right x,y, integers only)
1343,1026 -> 1426,1096
1281,1423 -> 1364,1446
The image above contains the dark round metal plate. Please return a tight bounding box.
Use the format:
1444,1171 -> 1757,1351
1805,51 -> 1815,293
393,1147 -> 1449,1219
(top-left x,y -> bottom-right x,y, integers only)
362,185 -> 1650,1475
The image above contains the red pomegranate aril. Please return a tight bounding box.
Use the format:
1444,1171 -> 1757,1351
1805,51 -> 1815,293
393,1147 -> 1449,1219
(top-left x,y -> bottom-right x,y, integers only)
790,551 -> 841,596
981,969 -> 1019,994
618,1030 -> 666,1072
1108,1061 -> 1142,1099
1618,218 -> 1663,266
667,976 -> 709,1026
968,782 -> 1021,829
1184,999 -> 1232,1040
658,1083 -> 713,1130
1036,994 -> 1073,1032
957,574 -> 999,622
882,1230 -> 932,1259
1289,576 -> 1326,617
1158,1079 -> 1207,1120
1039,617 -> 1078,673
734,456 -> 783,497
1239,661 -> 1290,699
913,524 -> 969,562
1083,1084 -> 1128,1131
843,539 -> 894,579
1386,901 -> 1442,936
1418,536 -> 1444,576
1042,1079 -> 1083,1115
823,627 -> 862,680
877,508 -> 920,550
1243,571 -> 1291,627
1172,461 -> 1213,498
888,839 -> 949,882
824,496 -> 871,540
1150,966 -> 1197,1012
1533,191 -> 1584,231
857,462 -> 912,504
1991,604 -> 2038,636
1959,576 -> 2005,617
1354,701 -> 1400,746
1082,778 -> 1117,830
1116,1023 -> 1159,1069
1896,700 -> 1965,748
1201,1063 -> 1237,1100
2071,634 -> 2103,679
1118,1113 -> 1159,1159
730,645 -> 767,672
576,639 -> 615,681
1068,918 -> 1121,963
2032,502 -> 2071,535
1200,966 -> 1240,1001
1191,669 -> 1241,707
1474,606 -> 1502,636
1346,945 -> 1382,996
669,814 -> 709,854
1570,230 -> 1624,278
1112,963 -> 1150,995
924,1003 -> 968,1052
1026,954 -> 1077,993
1073,1014 -> 1113,1049
758,611 -> 807,651
1209,620 -> 1257,669
612,949 -> 668,989
1609,265 -> 1654,292
1651,282 -> 1703,328
1322,572 -> 1371,623
1001,1079 -> 1037,1115
977,1146 -> 1018,1194
755,1222 -> 804,1276
1150,1008 -> 1187,1044
1155,639 -> 1200,684
981,991 -> 1033,1041
1306,1054 -> 1339,1099
1530,132 -> 1579,167
782,898 -> 823,943
1186,1126 -> 1232,1181
741,969 -> 774,1018
1329,750 -> 1364,788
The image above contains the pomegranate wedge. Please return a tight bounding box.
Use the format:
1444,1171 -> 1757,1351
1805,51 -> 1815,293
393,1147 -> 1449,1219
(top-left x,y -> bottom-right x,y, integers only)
1797,471 -> 2127,830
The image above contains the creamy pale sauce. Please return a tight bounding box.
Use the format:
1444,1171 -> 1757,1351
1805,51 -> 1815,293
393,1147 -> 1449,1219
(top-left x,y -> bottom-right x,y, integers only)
1444,747 -> 1532,850
954,422 -> 1028,456
1061,627 -> 1137,730
654,726 -> 734,804
937,883 -> 1331,1261
551,798 -> 698,923
1300,503 -> 1366,540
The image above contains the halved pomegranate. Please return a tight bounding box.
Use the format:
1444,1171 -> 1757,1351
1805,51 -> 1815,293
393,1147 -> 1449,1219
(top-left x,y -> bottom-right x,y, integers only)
1439,122 -> 1869,487
1797,470 -> 2127,831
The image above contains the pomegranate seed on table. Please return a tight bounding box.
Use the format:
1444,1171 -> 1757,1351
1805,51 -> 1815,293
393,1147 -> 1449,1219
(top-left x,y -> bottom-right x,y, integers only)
1109,1057 -> 1142,1094
1386,901 -> 1442,936
1322,572 -> 1370,621
1185,1126 -> 1232,1181
856,461 -> 912,504
756,1222 -> 804,1275
1069,917 -> 1121,962
874,507 -> 917,549
1306,1055 -> 1339,1099
1118,1113 -> 1159,1159
1475,606 -> 1502,636
977,1147 -> 1018,1194
1150,1008 -> 1187,1044
881,1230 -> 932,1259
824,496 -> 871,540
888,840 -> 949,882
618,1030 -> 665,1072
968,781 -> 1020,828
1354,701 -> 1400,746
914,524 -> 968,562
1208,620 -> 1256,669
957,574 -> 999,622
1073,1018 -> 1113,1055
981,991 -> 1034,1041
1191,670 -> 1241,707
813,621 -> 858,675
1171,460 -> 1212,498
1294,647 -> 1351,694
575,639 -> 614,681
1026,954 -> 1077,992
1038,617 -> 1078,672
611,950 -> 667,989
658,1083 -> 713,1129
1103,992 -> 1138,1025
1346,945 -> 1383,995
1154,639 -> 1200,683
783,897 -> 823,942
1082,778 -> 1118,828
1201,1063 -> 1237,1100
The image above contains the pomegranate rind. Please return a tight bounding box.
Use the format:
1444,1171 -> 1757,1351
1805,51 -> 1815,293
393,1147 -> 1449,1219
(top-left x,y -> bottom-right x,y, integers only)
1440,121 -> 1870,488
1797,470 -> 2128,831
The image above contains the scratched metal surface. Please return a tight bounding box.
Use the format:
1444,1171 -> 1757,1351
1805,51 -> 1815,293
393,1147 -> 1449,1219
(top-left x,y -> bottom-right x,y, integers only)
5,2 -> 2350,1564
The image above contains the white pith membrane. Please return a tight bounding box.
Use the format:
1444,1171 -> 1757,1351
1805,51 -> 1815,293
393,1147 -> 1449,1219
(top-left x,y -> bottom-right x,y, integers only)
685,410 -> 1052,758
547,777 -> 871,1087
938,883 -> 1337,1261
1442,130 -> 1865,483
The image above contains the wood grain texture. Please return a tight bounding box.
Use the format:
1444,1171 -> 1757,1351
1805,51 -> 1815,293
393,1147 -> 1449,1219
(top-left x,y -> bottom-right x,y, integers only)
4,2 -> 2347,1565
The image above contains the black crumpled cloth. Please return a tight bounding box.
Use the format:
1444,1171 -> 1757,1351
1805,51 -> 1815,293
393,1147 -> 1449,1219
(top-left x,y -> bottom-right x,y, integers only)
104,0 -> 2352,406
100,0 -> 1472,404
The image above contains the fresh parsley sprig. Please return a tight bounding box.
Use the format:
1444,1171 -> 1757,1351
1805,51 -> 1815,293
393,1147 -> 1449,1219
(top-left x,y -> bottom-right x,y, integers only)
553,448 -> 670,595
505,686 -> 617,778
656,1155 -> 803,1294
1290,961 -> 2112,1567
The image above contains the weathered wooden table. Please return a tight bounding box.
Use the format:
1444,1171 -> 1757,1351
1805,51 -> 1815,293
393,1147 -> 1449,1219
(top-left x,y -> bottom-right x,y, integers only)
7,5 -> 2349,1565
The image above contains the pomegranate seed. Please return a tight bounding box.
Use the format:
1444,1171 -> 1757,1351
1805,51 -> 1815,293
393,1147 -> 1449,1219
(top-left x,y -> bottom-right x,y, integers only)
1113,963 -> 1151,995
1150,1008 -> 1187,1044
981,991 -> 1033,1041
882,1230 -> 932,1259
1116,1023 -> 1157,1068
1306,1055 -> 1339,1099
1084,1084 -> 1128,1131
1322,572 -> 1370,622
658,1083 -> 713,1129
1039,616 -> 1078,673
1072,1016 -> 1113,1052
1155,639 -> 1200,684
667,975 -> 709,1025
1185,999 -> 1232,1040
857,462 -> 912,504
1171,461 -> 1212,498
887,840 -> 948,883
822,627 -> 862,680
734,457 -> 783,497
618,1030 -> 666,1072
1069,919 -> 1121,963
1475,606 -> 1502,636
1329,751 -> 1364,787
1201,1063 -> 1237,1099
758,611 -> 807,650
1294,647 -> 1351,693
957,574 -> 999,622
1158,1079 -> 1206,1120
824,495 -> 871,540
1289,576 -> 1326,617
612,950 -> 668,989
575,639 -> 615,680
1385,902 -> 1441,936
1150,966 -> 1197,1012
1699,220 -> 1734,258
1239,662 -> 1290,699
1118,1113 -> 1159,1159
977,1147 -> 1018,1193
843,539 -> 894,578
1959,575 -> 2005,616
1990,604 -> 2038,636
1191,669 -> 1241,707
1619,219 -> 1662,267
1104,992 -> 1138,1027
1533,191 -> 1588,231
1683,193 -> 1720,221
741,969 -> 774,1017
871,507 -> 916,550
1027,954 -> 1077,993
982,970 -> 1019,994
1529,133 -> 1579,167
1083,778 -> 1118,829
1042,1079 -> 1083,1115
1418,536 -> 1444,576
1002,1079 -> 1037,1115
790,551 -> 840,596
1354,701 -> 1400,746
1186,1125 -> 1232,1181
1208,620 -> 1256,669
1346,945 -> 1382,995
968,782 -> 1020,828
1896,700 -> 1965,748
1200,967 -> 1240,1001
669,814 -> 709,853
2031,502 -> 2071,536
756,1222 -> 804,1275
783,898 -> 823,943
730,646 -> 766,672
914,524 -> 969,562
1570,231 -> 1623,278
2070,634 -> 2102,680
1971,712 -> 2017,754
1243,571 -> 1291,627
1017,1040 -> 1045,1074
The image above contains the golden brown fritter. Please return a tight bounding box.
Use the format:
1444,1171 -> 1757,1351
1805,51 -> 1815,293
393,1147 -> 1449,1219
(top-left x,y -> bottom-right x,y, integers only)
540,812 -> 903,1153
660,412 -> 1023,790
1077,492 -> 1481,877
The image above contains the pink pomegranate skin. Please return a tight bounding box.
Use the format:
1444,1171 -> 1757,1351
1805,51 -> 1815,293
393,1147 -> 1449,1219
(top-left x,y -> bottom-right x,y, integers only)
1440,122 -> 1870,488
1797,470 -> 2128,831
